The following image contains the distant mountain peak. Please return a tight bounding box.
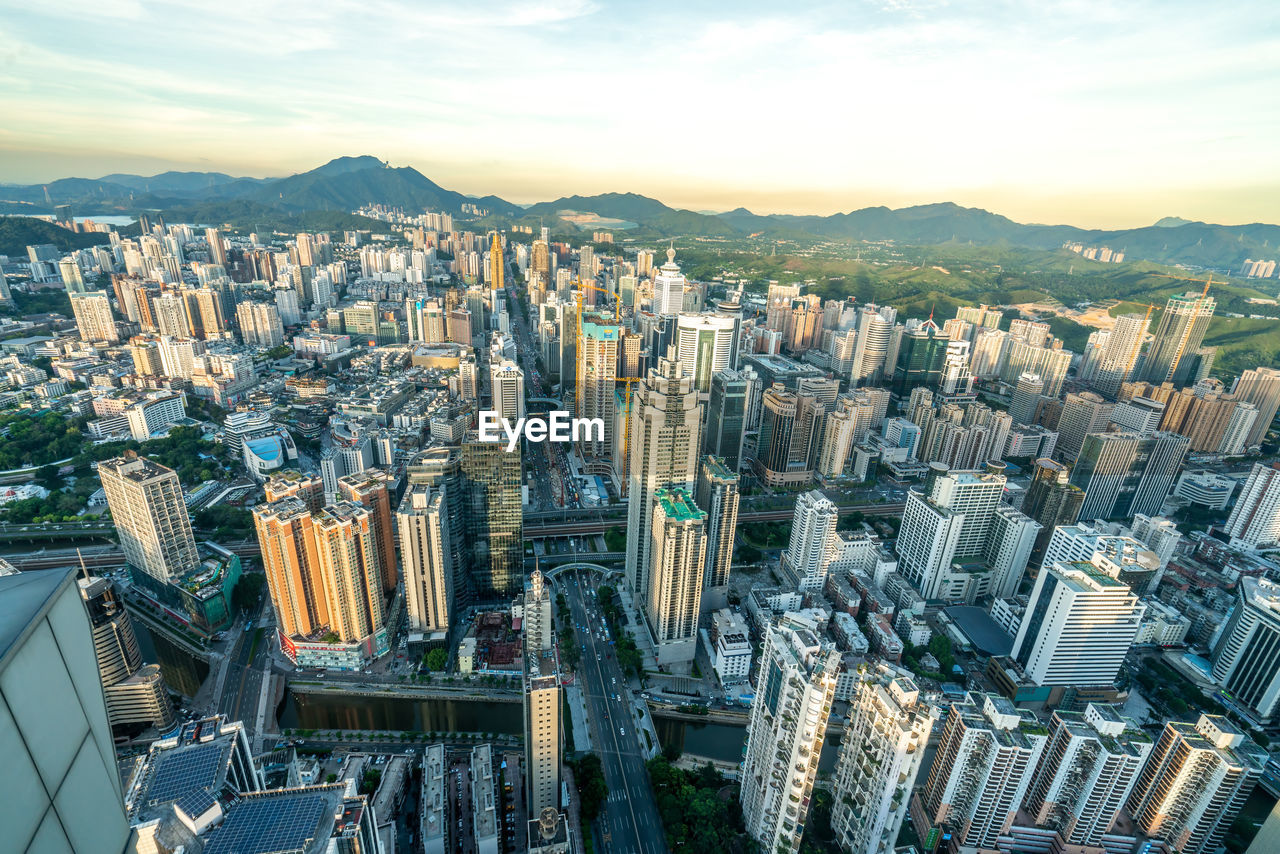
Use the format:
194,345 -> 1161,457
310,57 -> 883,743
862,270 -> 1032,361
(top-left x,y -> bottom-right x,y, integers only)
311,155 -> 388,176
1154,216 -> 1196,228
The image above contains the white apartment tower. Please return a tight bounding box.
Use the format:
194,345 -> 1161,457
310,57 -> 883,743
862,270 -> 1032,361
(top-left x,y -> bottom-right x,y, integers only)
781,490 -> 839,591
645,487 -> 707,669
740,615 -> 841,854
397,484 -> 453,643
1223,462 -> 1280,550
98,453 -> 199,583
830,670 -> 938,854
577,318 -> 621,458
490,359 -> 526,422
652,246 -> 686,316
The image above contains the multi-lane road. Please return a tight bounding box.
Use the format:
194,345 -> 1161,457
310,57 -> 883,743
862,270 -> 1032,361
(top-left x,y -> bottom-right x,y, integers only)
560,569 -> 668,854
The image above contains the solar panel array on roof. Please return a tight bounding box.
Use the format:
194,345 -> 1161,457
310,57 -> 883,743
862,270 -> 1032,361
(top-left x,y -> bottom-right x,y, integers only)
203,795 -> 329,854
174,789 -> 218,821
145,742 -> 228,805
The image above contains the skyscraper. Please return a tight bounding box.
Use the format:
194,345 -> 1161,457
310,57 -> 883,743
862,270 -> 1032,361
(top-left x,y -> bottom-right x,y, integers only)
1126,715 -> 1267,854
1210,576 -> 1280,723
694,456 -> 740,593
490,359 -> 526,422
70,290 -> 118,343
1070,431 -> 1189,520
264,469 -> 325,512
740,615 -> 841,854
79,575 -> 176,732
850,303 -> 896,387
704,367 -> 751,469
675,313 -> 737,393
98,453 -> 199,584
1010,561 -> 1144,687
645,487 -> 707,668
489,231 -> 504,297
1009,372 -> 1044,426
1091,312 -> 1148,398
1022,704 -> 1153,847
651,246 -> 686,316
461,436 -> 524,599
398,484 -> 453,644
781,490 -> 838,591
1055,391 -> 1114,460
206,227 -> 228,268
523,570 -> 561,818
1022,458 -> 1085,564
337,468 -> 397,592
1231,366 -> 1280,448
889,318 -> 947,398
1141,291 -> 1217,386
918,693 -> 1047,850
830,670 -> 937,854
624,357 -> 702,603
577,317 -> 621,459
1223,461 -> 1280,551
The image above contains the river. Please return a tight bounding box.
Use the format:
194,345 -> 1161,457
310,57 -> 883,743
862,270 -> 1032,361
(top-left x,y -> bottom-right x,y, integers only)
653,718 -> 844,773
278,690 -> 523,735
132,618 -> 209,699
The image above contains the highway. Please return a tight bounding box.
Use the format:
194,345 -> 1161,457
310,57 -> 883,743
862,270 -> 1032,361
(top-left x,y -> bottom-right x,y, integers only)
561,569 -> 668,854
219,599 -> 272,727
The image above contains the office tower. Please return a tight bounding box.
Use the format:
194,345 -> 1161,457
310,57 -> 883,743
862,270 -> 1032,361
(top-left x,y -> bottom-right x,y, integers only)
651,246 -> 686,315
1022,458 -> 1085,564
577,317 -> 620,458
694,456 -> 739,591
1009,372 -> 1043,425
1010,561 -> 1144,686
337,469 -> 396,592
1126,715 -> 1267,854
1141,291 -> 1216,386
206,227 -> 228,267
1092,312 -> 1148,397
79,575 -> 175,732
781,490 -> 838,591
830,671 -> 938,854
675,313 -> 737,392
938,339 -> 975,399
489,231 -> 504,295
523,570 -> 561,817
704,368 -> 750,469
1022,704 -> 1153,846
490,359 -> 525,422
70,290 -> 118,343
0,568 -> 134,853
1224,462 -> 1280,550
755,384 -> 821,488
1109,395 -> 1165,435
919,693 -> 1047,850
461,437 -> 524,599
816,396 -> 857,479
398,485 -> 453,643
264,469 -> 325,512
645,487 -> 707,668
532,235 -> 551,283
1055,391 -> 1114,460
1232,366 -> 1280,447
889,318 -> 947,397
740,615 -> 841,854
1210,577 -> 1280,723
851,304 -> 897,386
986,504 -> 1042,598
1071,431 -> 1189,520
98,453 -> 198,584
896,463 -> 1006,600
624,357 -> 702,603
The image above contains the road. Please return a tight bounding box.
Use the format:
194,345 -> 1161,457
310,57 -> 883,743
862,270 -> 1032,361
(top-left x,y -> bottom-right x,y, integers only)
561,570 -> 667,854
219,600 -> 272,731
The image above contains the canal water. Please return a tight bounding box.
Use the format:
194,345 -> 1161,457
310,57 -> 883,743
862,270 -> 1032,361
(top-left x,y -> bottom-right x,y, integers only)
653,718 -> 843,773
278,690 -> 523,735
132,617 -> 209,699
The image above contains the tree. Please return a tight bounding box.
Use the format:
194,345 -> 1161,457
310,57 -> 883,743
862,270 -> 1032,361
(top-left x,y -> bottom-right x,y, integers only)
572,754 -> 608,821
233,572 -> 268,612
425,648 -> 448,672
35,464 -> 62,491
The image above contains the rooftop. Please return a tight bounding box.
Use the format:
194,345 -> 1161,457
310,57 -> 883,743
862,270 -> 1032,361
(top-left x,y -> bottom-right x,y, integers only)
0,567 -> 76,674
654,486 -> 706,523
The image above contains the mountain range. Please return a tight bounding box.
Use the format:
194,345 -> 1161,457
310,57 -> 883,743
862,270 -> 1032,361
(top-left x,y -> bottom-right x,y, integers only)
3,155 -> 1277,270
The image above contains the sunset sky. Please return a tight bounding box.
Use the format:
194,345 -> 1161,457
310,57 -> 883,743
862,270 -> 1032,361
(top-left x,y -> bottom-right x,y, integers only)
2,0 -> 1278,228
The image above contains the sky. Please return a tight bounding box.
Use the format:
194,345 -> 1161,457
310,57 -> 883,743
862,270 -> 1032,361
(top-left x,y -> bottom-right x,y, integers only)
2,0 -> 1279,228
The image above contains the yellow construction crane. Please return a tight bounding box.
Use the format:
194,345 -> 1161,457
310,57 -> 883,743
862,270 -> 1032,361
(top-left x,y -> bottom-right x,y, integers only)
1151,271 -> 1216,297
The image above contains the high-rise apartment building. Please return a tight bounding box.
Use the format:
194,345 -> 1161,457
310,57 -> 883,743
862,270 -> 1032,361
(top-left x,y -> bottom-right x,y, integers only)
99,453 -> 199,584
1055,391 -> 1114,460
1140,291 -> 1216,386
1231,366 -> 1280,447
264,469 -> 325,512
523,570 -> 561,818
1070,431 -> 1189,520
1210,576 -> 1280,723
1091,312 -> 1148,398
577,318 -> 621,458
490,359 -> 525,422
398,485 -> 453,644
80,575 -> 175,732
694,456 -> 739,592
206,227 -> 228,267
830,670 -> 938,854
337,469 -> 397,592
1009,372 -> 1044,426
1223,461 -> 1280,551
624,357 -> 702,603
1022,704 -> 1153,846
71,290 -> 119,343
460,436 -> 524,599
645,487 -> 707,668
740,615 -> 841,854
781,490 -> 838,591
918,693 -> 1047,850
1010,561 -> 1144,687
1126,715 -> 1267,854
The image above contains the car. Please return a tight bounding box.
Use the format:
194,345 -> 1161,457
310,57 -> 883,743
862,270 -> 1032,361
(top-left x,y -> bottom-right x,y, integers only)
620,726 -> 625,735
